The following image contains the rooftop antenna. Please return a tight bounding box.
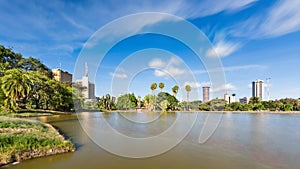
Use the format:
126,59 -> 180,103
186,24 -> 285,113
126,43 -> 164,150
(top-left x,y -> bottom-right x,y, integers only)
266,77 -> 271,101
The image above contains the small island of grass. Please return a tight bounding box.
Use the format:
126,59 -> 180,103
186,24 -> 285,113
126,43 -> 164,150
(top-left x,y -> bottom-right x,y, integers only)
0,116 -> 75,167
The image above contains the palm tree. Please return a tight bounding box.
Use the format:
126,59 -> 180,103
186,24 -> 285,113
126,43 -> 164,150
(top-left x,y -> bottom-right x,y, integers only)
150,83 -> 157,111
172,85 -> 179,97
185,85 -> 191,110
1,69 -> 33,110
159,82 -> 165,92
105,94 -> 111,110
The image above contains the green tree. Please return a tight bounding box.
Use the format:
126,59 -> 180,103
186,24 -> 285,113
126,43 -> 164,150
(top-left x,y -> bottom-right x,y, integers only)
229,102 -> 241,111
116,93 -> 137,110
150,83 -> 157,111
156,92 -> 179,111
249,96 -> 260,105
159,82 -> 165,92
0,45 -> 51,77
1,69 -> 33,111
143,94 -> 155,110
160,100 -> 170,112
172,85 -> 179,97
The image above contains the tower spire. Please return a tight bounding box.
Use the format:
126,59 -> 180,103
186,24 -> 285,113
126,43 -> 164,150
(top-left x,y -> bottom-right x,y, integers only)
85,62 -> 88,77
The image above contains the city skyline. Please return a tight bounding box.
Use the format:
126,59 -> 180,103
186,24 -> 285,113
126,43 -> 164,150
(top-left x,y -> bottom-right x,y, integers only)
0,0 -> 299,100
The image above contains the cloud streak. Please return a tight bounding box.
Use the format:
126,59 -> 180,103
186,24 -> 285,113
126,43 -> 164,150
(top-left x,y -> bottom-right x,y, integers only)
149,57 -> 186,78
230,0 -> 300,39
194,64 -> 266,75
206,40 -> 241,58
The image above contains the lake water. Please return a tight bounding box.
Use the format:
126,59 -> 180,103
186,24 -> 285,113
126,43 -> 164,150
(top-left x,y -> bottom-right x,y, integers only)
5,112 -> 300,169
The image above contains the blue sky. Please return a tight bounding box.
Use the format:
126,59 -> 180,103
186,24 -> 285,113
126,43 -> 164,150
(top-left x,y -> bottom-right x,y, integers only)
0,0 -> 299,101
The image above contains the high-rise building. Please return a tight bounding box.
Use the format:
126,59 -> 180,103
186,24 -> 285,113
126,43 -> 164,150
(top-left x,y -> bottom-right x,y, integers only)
75,63 -> 96,101
224,91 -> 231,104
52,68 -> 72,83
252,79 -> 264,101
203,86 -> 210,103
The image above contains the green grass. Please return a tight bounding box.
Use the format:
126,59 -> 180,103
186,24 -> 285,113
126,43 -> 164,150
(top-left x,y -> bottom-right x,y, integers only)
0,116 -> 74,166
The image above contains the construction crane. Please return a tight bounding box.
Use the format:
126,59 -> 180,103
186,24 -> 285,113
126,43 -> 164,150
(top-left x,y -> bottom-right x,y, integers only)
266,77 -> 271,101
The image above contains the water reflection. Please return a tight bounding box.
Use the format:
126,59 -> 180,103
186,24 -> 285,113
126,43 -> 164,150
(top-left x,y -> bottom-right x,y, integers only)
7,112 -> 300,169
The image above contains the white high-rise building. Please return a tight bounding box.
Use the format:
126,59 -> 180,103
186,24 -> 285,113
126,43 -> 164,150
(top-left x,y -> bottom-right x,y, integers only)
252,79 -> 264,101
224,91 -> 231,104
75,63 -> 96,101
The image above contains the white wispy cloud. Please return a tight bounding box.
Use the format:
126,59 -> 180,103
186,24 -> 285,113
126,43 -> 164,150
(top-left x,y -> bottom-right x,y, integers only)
211,83 -> 237,93
109,72 -> 128,79
230,1 -> 300,39
206,40 -> 241,58
184,81 -> 211,88
149,57 -> 186,77
149,58 -> 165,67
177,0 -> 257,18
194,64 -> 266,74
260,0 -> 300,37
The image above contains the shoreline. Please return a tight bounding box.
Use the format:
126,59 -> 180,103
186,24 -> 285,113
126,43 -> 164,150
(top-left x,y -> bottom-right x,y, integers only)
0,116 -> 75,167
106,110 -> 300,114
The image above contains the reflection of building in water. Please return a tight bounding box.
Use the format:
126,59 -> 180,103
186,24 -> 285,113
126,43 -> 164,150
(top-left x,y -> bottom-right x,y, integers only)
75,63 -> 96,101
52,68 -> 72,83
203,86 -> 210,103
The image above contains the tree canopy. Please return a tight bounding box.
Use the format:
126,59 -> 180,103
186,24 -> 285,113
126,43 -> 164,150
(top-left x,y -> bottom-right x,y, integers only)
0,45 -> 73,113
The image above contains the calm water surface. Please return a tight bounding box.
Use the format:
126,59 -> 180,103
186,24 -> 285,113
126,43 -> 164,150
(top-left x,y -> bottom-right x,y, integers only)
5,112 -> 300,169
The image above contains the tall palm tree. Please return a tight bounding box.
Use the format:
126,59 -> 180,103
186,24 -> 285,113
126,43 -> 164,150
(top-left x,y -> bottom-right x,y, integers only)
185,85 -> 191,110
105,94 -> 111,110
172,85 -> 179,97
1,69 -> 33,110
150,83 -> 157,111
159,82 -> 165,92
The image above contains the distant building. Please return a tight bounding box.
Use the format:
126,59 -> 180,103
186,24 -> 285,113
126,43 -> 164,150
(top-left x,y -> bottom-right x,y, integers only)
111,96 -> 116,103
75,63 -> 96,101
52,68 -> 72,83
239,97 -> 250,104
203,86 -> 210,103
231,95 -> 236,102
224,91 -> 231,104
252,79 -> 264,101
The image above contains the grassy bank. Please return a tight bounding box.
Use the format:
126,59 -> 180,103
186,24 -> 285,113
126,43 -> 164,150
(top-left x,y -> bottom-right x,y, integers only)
0,109 -> 73,118
0,116 -> 75,166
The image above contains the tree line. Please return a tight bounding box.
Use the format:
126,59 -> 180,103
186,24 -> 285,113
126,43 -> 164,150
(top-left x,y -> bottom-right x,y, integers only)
0,45 -> 74,113
97,82 -> 198,112
199,97 -> 300,111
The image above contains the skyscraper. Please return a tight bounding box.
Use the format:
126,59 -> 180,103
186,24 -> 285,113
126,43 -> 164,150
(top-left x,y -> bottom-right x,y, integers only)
252,79 -> 264,101
203,86 -> 210,103
75,63 -> 96,101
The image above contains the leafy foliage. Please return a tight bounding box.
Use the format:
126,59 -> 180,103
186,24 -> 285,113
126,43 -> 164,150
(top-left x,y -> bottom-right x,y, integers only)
116,93 -> 137,110
0,45 -> 73,113
222,97 -> 300,112
156,92 -> 179,111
